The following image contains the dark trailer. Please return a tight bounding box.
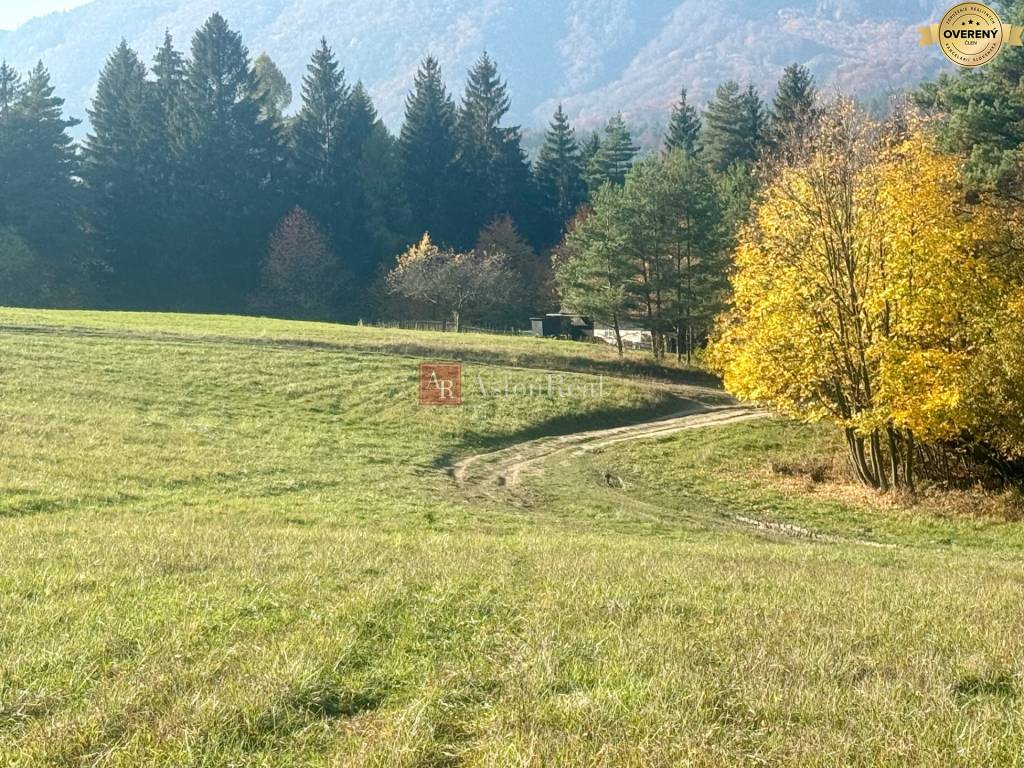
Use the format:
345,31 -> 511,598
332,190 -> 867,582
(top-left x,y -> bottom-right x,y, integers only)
530,313 -> 594,341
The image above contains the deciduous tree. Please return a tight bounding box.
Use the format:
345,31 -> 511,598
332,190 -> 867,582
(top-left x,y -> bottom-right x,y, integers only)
385,233 -> 512,331
251,207 -> 344,319
709,103 -> 1024,490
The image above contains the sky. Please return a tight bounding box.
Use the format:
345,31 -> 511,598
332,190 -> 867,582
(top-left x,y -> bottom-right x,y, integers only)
0,0 -> 92,30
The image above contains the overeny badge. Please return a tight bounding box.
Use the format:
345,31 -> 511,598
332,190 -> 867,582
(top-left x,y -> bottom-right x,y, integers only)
919,3 -> 1023,68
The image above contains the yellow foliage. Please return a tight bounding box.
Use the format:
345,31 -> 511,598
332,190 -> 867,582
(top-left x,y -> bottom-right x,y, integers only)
709,105 -> 1024,479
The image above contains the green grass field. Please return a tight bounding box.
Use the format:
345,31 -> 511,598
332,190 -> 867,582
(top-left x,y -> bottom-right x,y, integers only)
1,308 -> 1022,767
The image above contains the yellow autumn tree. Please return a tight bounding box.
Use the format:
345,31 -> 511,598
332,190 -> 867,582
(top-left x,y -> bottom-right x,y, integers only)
709,101 -> 1024,490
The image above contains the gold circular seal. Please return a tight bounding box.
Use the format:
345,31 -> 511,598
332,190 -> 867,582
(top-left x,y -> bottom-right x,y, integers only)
938,3 -> 1004,67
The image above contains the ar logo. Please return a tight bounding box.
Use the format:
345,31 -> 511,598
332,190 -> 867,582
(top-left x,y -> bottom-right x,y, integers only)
419,363 -> 462,406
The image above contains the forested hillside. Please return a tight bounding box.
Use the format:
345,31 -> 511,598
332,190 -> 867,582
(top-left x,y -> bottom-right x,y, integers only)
0,0 -> 950,133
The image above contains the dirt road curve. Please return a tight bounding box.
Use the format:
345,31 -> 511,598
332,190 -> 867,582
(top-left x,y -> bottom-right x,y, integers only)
451,405 -> 766,489
447,403 -> 902,548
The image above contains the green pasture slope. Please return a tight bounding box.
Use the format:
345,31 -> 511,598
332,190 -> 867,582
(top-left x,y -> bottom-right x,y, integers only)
0,308 -> 1022,766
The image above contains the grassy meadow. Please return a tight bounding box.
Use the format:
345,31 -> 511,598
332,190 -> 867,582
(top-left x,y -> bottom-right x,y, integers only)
1,308 -> 1023,766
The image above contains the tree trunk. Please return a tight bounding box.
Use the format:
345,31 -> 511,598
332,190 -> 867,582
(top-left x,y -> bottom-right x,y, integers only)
686,311 -> 693,366
903,429 -> 915,493
612,313 -> 623,357
870,430 -> 888,492
886,426 -> 901,490
846,428 -> 878,488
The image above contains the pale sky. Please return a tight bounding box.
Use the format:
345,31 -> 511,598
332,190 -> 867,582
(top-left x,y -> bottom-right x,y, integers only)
0,0 -> 92,30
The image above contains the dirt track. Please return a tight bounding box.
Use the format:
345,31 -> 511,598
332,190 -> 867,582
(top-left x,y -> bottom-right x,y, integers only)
448,400 -> 900,549
451,404 -> 766,489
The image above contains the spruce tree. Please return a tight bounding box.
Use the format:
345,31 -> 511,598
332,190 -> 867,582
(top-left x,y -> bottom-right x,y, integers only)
664,86 -> 701,156
579,130 -> 601,171
347,81 -> 377,152
740,85 -> 767,154
769,63 -> 819,152
345,84 -> 405,284
4,62 -> 80,263
453,52 -> 531,247
147,33 -> 188,304
356,123 -> 412,296
399,56 -> 457,241
533,104 -> 585,243
83,41 -> 158,303
292,39 -> 352,256
585,113 -> 637,193
0,62 -> 23,227
0,61 -> 21,118
177,13 -> 284,310
702,81 -> 766,172
152,31 -> 185,130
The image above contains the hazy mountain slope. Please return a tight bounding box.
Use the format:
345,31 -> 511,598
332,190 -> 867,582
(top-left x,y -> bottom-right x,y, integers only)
0,0 -> 952,132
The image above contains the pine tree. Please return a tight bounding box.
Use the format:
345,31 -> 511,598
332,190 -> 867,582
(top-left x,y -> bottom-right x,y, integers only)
452,53 -> 531,247
557,184 -> 636,356
913,0 -> 1024,192
658,152 -> 727,362
585,113 -> 638,193
176,13 -> 284,310
769,63 -> 819,153
83,41 -> 159,303
702,81 -> 766,172
533,105 -> 586,243
399,56 -> 457,241
664,87 -> 701,156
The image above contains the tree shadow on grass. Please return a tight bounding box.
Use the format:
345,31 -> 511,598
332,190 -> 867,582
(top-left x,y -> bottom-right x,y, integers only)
0,323 -> 723,387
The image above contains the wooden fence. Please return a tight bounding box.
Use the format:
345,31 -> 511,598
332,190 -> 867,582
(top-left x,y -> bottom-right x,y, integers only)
368,320 -> 529,336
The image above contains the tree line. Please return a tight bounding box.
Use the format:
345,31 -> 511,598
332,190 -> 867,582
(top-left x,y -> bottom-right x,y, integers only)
0,11 -> 813,324
551,64 -> 817,360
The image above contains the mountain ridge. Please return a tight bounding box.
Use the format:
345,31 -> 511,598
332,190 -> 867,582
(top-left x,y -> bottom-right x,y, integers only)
0,0 -> 953,133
